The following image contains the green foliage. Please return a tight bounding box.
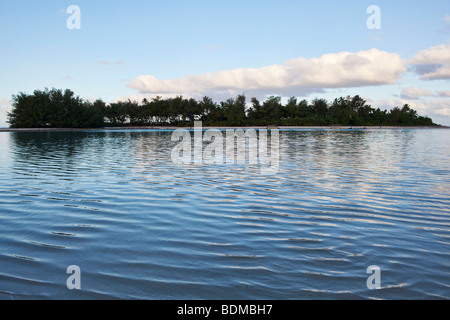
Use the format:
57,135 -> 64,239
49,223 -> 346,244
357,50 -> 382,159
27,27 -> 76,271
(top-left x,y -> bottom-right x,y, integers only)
8,88 -> 106,128
7,89 -> 436,128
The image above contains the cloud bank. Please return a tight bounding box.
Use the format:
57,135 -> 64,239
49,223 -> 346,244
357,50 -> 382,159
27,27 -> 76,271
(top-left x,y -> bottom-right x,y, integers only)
129,48 -> 406,99
401,86 -> 434,100
409,44 -> 450,80
438,90 -> 450,97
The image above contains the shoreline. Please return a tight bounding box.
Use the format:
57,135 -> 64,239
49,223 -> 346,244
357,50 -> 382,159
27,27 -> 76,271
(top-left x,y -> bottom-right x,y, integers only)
0,125 -> 448,132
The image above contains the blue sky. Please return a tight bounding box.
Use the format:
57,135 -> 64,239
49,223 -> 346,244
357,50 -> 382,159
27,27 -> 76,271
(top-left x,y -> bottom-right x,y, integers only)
1,0 -> 450,126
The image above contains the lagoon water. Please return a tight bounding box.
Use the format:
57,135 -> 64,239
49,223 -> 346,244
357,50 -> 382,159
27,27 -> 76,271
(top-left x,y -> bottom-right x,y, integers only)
0,129 -> 449,300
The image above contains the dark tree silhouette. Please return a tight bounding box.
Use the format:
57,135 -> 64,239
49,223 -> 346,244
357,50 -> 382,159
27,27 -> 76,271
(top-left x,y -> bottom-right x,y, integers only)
7,89 -> 436,128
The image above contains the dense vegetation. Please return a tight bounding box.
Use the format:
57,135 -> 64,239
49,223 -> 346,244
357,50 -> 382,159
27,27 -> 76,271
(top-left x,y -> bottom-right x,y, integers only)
7,88 -> 436,128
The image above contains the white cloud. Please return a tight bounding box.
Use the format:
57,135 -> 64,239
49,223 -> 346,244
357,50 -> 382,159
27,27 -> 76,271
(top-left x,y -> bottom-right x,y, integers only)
420,65 -> 450,80
445,14 -> 450,22
438,90 -> 450,97
400,87 -> 433,100
408,44 -> 450,65
408,44 -> 450,80
0,99 -> 11,128
406,99 -> 450,121
128,48 -> 406,99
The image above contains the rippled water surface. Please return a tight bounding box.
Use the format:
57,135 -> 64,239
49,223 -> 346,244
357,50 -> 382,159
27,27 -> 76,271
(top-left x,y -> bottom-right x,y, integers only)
0,129 -> 449,300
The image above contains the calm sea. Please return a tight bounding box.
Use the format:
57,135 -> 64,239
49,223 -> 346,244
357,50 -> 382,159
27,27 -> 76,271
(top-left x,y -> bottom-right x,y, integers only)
0,129 -> 449,300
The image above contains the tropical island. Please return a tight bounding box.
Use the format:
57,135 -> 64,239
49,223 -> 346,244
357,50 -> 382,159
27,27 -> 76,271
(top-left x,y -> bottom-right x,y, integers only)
6,88 -> 437,129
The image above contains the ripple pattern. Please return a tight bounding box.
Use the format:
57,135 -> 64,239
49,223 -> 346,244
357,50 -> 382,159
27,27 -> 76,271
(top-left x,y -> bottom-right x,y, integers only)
0,129 -> 449,299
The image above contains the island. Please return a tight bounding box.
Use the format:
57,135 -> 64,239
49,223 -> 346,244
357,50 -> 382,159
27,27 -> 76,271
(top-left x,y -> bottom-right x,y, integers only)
6,88 -> 438,129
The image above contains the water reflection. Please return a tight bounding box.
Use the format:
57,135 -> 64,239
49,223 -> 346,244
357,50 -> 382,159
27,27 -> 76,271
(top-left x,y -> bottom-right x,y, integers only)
0,129 -> 449,299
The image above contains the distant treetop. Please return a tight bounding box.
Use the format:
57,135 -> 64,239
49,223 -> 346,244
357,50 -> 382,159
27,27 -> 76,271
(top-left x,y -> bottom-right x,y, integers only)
7,88 -> 436,128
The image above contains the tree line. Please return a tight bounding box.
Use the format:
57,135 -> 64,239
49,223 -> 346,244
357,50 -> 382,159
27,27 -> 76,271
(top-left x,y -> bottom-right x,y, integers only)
7,88 -> 436,128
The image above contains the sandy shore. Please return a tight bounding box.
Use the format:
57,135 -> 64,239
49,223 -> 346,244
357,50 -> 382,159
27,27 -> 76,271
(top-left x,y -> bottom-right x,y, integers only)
0,125 -> 448,132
